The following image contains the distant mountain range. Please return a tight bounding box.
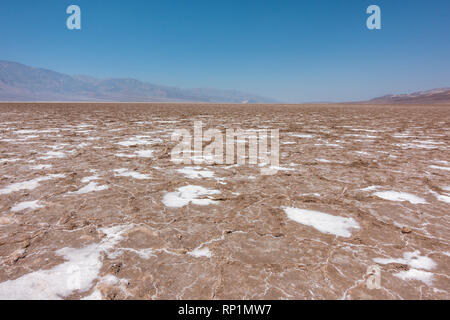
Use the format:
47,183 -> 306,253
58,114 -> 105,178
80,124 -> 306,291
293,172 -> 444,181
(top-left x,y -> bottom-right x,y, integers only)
0,61 -> 277,103
364,88 -> 450,104
1,60 -> 448,104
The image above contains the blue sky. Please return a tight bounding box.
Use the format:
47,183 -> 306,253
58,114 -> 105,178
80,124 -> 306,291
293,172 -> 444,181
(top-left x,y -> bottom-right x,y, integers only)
1,0 -> 449,102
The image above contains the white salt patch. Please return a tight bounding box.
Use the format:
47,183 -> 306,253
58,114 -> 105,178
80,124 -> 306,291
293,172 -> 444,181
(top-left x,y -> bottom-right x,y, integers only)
40,151 -> 66,160
157,120 -> 178,124
361,185 -> 380,192
429,190 -> 450,204
429,165 -> 450,171
50,143 -> 70,150
0,158 -> 21,163
29,164 -> 52,170
115,150 -> 154,158
82,275 -> 130,300
177,167 -> 215,179
81,174 -> 99,183
114,153 -> 136,158
77,142 -> 90,148
117,138 -> 150,147
392,134 -> 415,138
162,185 -> 220,208
15,130 -> 38,134
395,269 -> 434,285
282,207 -> 360,238
315,143 -> 341,148
125,248 -> 155,260
114,168 -> 150,180
290,133 -> 313,138
374,251 -> 436,270
395,143 -> 439,149
351,129 -> 380,133
11,200 -> 43,212
189,247 -> 212,258
135,150 -> 153,158
316,158 -> 344,164
190,154 -> 214,164
0,224 -> 131,300
301,193 -> 321,197
412,140 -> 444,145
73,182 -> 108,195
0,174 -> 65,195
345,134 -> 378,139
82,289 -> 102,300
117,136 -> 161,147
374,191 -> 427,204
22,135 -> 39,140
76,123 -> 92,128
443,186 -> 450,192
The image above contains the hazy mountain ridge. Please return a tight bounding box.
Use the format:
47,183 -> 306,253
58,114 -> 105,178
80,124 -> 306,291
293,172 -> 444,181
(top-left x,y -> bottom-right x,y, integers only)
0,61 -> 278,103
366,88 -> 450,104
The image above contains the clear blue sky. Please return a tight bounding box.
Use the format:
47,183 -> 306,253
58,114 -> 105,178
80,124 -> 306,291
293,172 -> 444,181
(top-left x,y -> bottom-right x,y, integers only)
1,0 -> 449,102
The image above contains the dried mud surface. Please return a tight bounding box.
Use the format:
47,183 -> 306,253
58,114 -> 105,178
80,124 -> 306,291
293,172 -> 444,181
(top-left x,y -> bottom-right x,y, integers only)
0,103 -> 449,300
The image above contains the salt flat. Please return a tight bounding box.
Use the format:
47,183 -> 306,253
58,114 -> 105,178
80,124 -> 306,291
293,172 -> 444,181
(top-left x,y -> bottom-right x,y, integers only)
0,103 -> 449,300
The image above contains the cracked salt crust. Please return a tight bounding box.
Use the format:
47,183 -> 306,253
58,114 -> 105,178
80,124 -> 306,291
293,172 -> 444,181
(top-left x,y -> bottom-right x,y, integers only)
282,207 -> 360,238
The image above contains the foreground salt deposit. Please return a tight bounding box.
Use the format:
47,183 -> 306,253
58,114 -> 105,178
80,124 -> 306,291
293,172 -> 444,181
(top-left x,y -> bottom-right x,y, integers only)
0,225 -> 132,300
